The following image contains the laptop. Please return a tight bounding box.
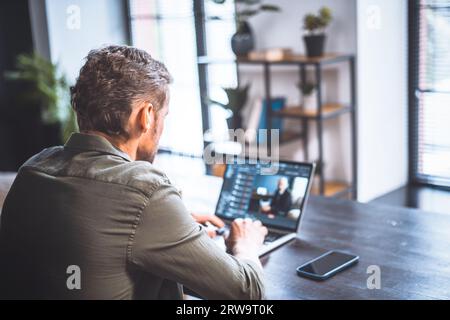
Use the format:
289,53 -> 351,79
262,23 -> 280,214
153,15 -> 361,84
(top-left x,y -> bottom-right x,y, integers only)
214,159 -> 316,257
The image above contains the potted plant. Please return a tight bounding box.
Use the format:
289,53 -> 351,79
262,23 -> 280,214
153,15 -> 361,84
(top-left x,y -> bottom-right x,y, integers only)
211,0 -> 280,56
298,82 -> 317,113
4,52 -> 77,144
302,6 -> 333,57
209,84 -> 250,130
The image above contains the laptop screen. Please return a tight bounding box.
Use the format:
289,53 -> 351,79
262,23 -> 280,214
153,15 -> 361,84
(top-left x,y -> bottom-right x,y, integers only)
215,160 -> 314,231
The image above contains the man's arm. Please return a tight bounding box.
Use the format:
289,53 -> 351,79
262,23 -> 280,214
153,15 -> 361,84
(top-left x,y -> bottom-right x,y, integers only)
129,180 -> 265,300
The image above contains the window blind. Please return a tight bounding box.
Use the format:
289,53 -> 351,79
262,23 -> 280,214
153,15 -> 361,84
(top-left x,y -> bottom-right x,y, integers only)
412,0 -> 450,187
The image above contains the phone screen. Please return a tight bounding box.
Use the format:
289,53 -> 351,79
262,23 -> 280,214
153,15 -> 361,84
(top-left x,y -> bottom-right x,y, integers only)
298,251 -> 358,277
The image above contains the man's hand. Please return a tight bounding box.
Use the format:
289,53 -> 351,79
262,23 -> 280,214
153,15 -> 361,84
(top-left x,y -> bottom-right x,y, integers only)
225,218 -> 268,260
191,213 -> 225,238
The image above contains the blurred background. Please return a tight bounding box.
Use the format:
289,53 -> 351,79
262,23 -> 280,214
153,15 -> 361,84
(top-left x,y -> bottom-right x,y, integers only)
0,0 -> 449,213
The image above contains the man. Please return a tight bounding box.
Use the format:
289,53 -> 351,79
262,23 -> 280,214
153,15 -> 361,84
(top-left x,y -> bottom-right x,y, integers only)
263,177 -> 292,217
0,45 -> 267,299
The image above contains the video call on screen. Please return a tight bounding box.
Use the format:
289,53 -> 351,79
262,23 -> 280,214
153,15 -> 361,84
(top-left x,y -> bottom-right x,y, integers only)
216,162 -> 312,230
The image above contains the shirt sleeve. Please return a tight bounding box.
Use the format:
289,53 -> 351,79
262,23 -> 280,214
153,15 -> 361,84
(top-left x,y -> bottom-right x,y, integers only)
129,179 -> 265,300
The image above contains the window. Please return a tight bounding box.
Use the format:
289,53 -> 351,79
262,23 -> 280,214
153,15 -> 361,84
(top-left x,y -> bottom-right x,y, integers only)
128,0 -> 237,156
202,0 -> 237,141
410,0 -> 450,187
129,0 -> 204,155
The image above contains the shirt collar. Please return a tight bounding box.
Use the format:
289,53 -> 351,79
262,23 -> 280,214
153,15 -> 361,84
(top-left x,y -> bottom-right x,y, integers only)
64,132 -> 132,162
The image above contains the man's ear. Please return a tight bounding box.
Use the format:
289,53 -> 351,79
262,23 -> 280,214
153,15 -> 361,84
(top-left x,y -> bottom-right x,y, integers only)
138,102 -> 154,133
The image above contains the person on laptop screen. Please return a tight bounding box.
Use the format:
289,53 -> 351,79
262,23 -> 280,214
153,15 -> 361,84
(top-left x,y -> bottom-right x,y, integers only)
263,177 -> 293,217
0,45 -> 266,300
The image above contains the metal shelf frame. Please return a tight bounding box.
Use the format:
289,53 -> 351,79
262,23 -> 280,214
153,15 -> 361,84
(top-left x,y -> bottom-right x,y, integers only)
198,54 -> 358,199
244,56 -> 357,199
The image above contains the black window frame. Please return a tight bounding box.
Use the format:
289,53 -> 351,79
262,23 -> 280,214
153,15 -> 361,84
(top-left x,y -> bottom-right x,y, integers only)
408,0 -> 419,185
408,0 -> 450,190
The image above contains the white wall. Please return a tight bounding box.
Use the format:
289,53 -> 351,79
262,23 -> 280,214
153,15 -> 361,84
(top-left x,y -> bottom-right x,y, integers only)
248,0 -> 357,54
356,0 -> 408,201
240,0 -> 408,202
45,0 -> 128,83
239,0 -> 357,191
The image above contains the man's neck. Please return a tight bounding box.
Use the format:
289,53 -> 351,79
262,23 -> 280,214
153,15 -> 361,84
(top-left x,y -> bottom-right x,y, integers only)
85,131 -> 138,161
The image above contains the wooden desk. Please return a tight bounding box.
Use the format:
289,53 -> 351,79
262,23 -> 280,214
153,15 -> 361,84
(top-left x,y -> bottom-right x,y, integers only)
262,196 -> 450,300
158,163 -> 450,300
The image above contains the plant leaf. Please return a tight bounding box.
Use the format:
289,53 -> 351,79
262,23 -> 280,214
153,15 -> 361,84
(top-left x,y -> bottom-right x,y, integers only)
238,9 -> 259,18
260,4 -> 280,12
3,51 -> 71,129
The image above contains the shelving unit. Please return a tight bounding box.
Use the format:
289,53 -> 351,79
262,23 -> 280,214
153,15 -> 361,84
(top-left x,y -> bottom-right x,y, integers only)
198,53 -> 357,199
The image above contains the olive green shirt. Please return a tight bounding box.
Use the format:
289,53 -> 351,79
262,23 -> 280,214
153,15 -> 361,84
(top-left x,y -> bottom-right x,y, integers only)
0,133 -> 264,300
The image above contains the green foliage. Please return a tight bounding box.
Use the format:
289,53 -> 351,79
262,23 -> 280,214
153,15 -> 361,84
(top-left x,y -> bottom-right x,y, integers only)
209,84 -> 250,114
211,0 -> 280,26
303,6 -> 333,33
318,7 -> 332,28
4,52 -> 77,142
304,14 -> 320,32
297,82 -> 316,95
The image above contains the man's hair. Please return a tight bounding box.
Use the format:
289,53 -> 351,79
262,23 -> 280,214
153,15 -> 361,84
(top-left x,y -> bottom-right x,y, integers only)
70,45 -> 172,138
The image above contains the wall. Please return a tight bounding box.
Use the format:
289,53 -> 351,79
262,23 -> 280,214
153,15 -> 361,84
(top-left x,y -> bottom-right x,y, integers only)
239,0 -> 358,193
356,0 -> 408,201
240,0 -> 408,202
44,0 -> 129,83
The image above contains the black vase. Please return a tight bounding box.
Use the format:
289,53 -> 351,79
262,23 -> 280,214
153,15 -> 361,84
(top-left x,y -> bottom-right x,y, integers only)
231,22 -> 254,56
303,34 -> 326,57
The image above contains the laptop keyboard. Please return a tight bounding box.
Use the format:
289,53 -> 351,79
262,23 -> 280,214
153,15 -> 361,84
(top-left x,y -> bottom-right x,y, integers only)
264,232 -> 284,244
217,225 -> 284,245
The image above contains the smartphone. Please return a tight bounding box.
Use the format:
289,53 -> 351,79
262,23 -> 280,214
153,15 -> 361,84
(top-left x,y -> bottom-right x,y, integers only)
296,250 -> 359,281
